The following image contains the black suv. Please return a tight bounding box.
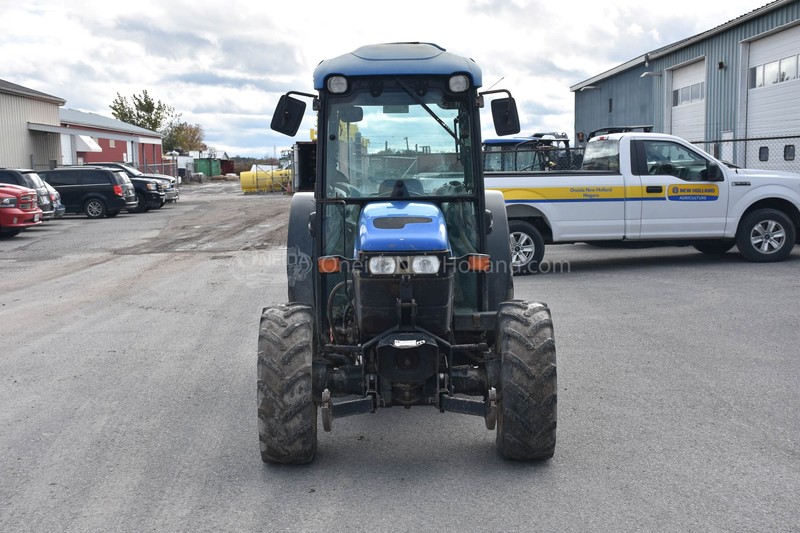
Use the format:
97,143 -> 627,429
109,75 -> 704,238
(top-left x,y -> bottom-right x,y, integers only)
127,176 -> 166,213
39,167 -> 137,218
92,162 -> 179,204
0,168 -> 56,220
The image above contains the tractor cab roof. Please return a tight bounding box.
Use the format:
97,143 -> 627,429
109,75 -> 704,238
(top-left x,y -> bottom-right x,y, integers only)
313,42 -> 483,89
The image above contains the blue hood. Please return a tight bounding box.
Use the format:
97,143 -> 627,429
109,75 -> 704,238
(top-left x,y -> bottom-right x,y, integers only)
357,202 -> 449,253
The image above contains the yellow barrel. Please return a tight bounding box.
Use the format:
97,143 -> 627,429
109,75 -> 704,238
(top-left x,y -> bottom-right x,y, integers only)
240,169 -> 292,193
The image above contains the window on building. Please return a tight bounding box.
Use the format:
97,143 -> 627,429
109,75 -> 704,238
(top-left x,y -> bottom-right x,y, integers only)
765,61 -> 780,85
780,56 -> 796,81
759,146 -> 769,161
109,139 -> 116,148
608,98 -> 613,113
672,82 -> 705,107
749,65 -> 764,88
784,145 -> 796,161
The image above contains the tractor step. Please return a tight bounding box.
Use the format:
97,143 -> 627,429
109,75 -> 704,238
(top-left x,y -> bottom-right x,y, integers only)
440,387 -> 497,430
320,389 -> 375,432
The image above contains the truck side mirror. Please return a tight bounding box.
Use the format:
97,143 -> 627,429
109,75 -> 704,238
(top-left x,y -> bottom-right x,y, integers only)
491,97 -> 521,136
485,209 -> 494,234
704,163 -> 724,182
271,95 -> 306,136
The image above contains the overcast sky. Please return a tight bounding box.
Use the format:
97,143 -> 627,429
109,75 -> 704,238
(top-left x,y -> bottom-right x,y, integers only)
1,0 -> 773,158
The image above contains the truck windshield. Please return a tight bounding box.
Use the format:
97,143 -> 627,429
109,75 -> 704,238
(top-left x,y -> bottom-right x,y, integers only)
324,83 -> 474,198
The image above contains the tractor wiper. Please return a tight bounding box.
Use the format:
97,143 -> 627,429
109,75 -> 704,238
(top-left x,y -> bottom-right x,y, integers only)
396,78 -> 462,147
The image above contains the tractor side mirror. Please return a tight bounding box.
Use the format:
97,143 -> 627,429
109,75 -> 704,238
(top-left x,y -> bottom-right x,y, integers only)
491,97 -> 521,136
271,94 -> 306,136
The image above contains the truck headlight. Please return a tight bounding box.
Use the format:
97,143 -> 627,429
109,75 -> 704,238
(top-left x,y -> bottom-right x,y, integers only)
412,256 -> 441,274
369,256 -> 396,275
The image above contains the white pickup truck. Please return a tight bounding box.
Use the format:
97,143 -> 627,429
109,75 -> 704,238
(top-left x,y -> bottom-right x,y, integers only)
484,132 -> 800,273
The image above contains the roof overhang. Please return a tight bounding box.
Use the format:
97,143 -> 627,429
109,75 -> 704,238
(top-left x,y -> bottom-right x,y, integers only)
27,122 -> 162,145
76,135 -> 102,153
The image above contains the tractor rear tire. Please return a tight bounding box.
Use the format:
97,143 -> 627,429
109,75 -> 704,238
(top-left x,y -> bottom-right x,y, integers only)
495,300 -> 557,460
257,303 -> 317,464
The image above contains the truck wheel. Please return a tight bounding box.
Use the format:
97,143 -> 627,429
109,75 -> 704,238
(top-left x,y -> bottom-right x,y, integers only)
735,209 -> 796,262
132,193 -> 147,213
257,304 -> 317,464
495,301 -> 557,460
508,220 -> 545,275
693,240 -> 735,255
84,199 -> 106,219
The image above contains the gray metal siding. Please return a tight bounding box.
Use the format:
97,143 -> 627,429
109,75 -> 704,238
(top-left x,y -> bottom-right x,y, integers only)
574,0 -> 800,145
0,91 -> 61,168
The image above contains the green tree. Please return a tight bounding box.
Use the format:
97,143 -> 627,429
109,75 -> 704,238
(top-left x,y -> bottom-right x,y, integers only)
162,121 -> 206,153
109,90 -> 174,132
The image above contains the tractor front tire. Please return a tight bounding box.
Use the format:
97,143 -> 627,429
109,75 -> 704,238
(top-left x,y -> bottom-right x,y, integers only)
495,300 -> 557,460
257,304 -> 317,464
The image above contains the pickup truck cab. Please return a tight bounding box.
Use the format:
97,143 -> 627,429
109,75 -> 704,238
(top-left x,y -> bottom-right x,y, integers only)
485,132 -> 800,273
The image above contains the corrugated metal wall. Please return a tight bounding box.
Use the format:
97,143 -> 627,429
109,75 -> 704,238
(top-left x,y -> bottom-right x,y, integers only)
0,92 -> 61,168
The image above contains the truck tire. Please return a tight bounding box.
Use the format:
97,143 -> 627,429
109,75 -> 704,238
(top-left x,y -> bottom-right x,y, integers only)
84,199 -> 106,219
508,220 -> 545,275
693,240 -> 735,255
735,208 -> 796,262
495,301 -> 557,460
131,193 -> 147,213
257,304 -> 317,464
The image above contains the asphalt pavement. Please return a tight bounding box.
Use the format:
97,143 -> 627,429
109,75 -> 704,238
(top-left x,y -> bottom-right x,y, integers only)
1,182 -> 798,532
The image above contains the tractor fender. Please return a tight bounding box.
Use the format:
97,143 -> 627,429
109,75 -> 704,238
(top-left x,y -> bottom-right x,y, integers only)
287,192 -> 315,306
485,189 -> 514,309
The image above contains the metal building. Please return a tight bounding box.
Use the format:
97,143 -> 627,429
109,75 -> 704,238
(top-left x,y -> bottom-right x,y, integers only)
572,0 -> 800,171
0,79 -> 64,170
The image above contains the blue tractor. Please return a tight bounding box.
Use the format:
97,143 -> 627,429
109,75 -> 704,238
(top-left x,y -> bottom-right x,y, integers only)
261,42 -> 557,463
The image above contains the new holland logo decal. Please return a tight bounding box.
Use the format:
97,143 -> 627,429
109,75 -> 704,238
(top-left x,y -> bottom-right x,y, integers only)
667,184 -> 719,201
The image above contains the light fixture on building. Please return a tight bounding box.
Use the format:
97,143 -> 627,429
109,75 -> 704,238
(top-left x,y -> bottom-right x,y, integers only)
579,85 -> 599,91
640,71 -> 662,78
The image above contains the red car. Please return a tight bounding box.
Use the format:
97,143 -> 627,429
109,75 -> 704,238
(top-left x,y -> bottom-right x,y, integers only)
0,183 -> 42,237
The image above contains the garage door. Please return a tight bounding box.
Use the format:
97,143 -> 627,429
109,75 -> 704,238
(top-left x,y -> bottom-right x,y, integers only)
746,24 -> 800,171
670,60 -> 706,143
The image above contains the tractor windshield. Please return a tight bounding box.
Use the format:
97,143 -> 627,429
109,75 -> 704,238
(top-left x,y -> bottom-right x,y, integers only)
323,80 -> 475,198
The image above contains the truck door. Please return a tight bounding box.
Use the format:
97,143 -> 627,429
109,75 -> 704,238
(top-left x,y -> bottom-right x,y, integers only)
635,139 -> 728,238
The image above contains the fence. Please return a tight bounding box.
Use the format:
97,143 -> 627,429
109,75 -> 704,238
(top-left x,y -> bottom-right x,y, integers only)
691,134 -> 800,173
481,134 -> 800,174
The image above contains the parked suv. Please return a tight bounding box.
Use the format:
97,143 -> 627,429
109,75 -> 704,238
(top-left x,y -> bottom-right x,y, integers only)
0,183 -> 42,236
92,162 -> 179,203
128,176 -> 166,213
0,168 -> 56,220
39,167 -> 137,218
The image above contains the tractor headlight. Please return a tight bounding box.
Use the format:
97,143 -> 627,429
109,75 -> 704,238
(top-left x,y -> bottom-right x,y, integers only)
327,76 -> 348,94
369,256 -> 396,275
411,256 -> 441,274
367,255 -> 442,275
449,75 -> 469,92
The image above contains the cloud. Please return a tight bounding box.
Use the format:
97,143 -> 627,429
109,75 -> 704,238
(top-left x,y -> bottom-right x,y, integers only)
0,0 -> 772,156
